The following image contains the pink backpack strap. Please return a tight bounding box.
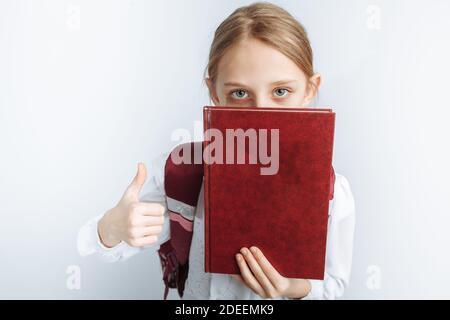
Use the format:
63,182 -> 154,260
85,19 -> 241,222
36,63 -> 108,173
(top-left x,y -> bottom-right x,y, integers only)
329,166 -> 336,201
157,142 -> 203,299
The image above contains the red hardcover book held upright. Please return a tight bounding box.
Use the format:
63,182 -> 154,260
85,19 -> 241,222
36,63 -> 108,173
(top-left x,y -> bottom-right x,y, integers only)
203,106 -> 335,280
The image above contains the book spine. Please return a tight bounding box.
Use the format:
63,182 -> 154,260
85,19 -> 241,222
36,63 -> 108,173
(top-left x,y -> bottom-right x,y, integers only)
203,107 -> 211,273
320,112 -> 336,279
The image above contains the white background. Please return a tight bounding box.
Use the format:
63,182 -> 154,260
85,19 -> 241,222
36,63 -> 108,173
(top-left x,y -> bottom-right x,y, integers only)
1,0 -> 449,299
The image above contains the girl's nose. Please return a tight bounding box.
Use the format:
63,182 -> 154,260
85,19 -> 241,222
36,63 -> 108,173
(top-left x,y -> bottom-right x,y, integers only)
254,97 -> 271,108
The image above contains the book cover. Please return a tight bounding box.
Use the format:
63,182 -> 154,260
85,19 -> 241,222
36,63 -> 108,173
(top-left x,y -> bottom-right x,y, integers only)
203,105 -> 335,279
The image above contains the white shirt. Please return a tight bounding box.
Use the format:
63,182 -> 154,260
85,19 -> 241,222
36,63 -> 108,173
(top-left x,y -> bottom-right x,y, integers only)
77,152 -> 356,300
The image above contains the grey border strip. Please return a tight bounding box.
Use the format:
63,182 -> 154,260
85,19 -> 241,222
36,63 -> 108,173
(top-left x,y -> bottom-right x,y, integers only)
166,196 -> 195,221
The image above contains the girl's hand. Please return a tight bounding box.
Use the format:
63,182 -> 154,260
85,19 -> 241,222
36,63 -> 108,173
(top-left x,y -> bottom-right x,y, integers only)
232,246 -> 311,299
97,163 -> 165,248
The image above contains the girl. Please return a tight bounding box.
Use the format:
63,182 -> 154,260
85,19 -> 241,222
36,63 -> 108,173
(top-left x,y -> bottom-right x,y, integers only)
77,2 -> 355,300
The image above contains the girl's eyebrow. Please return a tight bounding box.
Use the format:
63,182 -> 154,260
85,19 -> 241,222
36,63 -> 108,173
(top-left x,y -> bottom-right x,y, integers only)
224,81 -> 249,87
270,79 -> 298,86
224,79 -> 298,87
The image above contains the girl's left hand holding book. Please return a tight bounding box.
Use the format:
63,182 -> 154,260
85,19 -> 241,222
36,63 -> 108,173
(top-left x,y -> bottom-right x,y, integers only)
232,246 -> 312,299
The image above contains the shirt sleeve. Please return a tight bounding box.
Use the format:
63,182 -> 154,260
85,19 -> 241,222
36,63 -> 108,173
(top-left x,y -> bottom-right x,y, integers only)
76,151 -> 171,263
291,172 -> 356,300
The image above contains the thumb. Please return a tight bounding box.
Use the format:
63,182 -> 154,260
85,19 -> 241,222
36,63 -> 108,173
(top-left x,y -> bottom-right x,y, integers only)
123,162 -> 147,202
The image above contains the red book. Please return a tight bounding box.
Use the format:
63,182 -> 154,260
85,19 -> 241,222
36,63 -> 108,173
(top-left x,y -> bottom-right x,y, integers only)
203,106 -> 335,279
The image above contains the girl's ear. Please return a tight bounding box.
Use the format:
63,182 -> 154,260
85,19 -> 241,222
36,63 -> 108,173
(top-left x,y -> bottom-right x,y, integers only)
205,77 -> 220,106
302,73 -> 321,107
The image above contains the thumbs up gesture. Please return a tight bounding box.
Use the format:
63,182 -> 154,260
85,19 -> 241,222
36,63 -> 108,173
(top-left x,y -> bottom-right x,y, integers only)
97,163 -> 165,248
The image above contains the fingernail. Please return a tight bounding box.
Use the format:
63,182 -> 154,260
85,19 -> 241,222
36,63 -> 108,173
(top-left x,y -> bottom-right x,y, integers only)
240,248 -> 248,255
250,246 -> 257,254
236,253 -> 241,261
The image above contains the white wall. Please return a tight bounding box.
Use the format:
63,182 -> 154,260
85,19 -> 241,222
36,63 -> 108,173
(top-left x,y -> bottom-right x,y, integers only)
1,0 -> 449,299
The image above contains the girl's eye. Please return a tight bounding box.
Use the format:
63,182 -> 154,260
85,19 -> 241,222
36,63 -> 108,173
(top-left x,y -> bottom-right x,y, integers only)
230,89 -> 249,100
273,88 -> 289,98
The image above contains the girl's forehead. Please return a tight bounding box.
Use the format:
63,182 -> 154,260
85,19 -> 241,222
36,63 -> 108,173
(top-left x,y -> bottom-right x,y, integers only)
216,38 -> 306,85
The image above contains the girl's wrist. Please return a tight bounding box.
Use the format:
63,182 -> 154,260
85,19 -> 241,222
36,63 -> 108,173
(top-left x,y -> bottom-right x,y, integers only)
98,209 -> 121,248
284,279 -> 311,299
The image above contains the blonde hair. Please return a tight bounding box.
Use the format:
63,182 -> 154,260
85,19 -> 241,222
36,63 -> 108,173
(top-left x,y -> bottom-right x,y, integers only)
204,2 -> 315,92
